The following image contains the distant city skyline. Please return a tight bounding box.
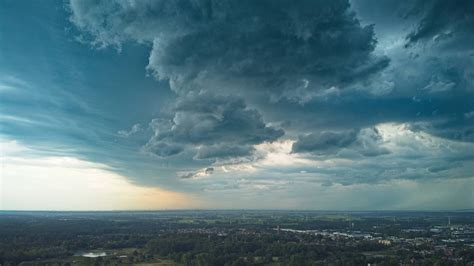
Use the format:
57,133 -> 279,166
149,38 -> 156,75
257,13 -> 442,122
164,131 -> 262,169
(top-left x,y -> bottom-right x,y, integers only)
1,0 -> 473,210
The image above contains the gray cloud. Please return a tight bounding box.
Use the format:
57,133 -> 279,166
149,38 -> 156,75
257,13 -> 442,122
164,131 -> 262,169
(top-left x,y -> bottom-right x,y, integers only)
292,130 -> 358,154
144,141 -> 184,157
69,0 -> 388,103
405,0 -> 474,46
66,0 -> 474,192
292,127 -> 389,157
179,167 -> 214,179
145,93 -> 283,159
195,144 -> 254,160
354,128 -> 391,157
3,0 -> 474,210
409,118 -> 474,143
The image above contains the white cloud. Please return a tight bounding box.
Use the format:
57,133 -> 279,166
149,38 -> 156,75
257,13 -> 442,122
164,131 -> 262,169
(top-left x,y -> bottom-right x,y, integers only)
118,123 -> 142,137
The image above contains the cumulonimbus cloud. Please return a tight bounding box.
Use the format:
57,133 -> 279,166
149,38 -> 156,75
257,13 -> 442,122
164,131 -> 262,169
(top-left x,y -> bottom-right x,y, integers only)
69,0 -> 389,103
67,0 -> 474,186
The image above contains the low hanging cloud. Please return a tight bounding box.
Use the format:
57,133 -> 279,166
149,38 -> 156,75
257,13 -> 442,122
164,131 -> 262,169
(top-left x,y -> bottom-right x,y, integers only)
179,167 -> 214,179
144,93 -> 283,159
292,127 -> 390,157
195,144 -> 255,160
292,130 -> 359,154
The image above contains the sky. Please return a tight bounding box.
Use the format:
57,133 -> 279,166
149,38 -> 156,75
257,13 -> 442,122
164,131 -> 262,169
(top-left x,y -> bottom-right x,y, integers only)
0,0 -> 473,211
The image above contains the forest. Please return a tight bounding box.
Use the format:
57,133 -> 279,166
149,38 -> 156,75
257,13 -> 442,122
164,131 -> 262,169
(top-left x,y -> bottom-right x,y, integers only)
1,211 -> 473,265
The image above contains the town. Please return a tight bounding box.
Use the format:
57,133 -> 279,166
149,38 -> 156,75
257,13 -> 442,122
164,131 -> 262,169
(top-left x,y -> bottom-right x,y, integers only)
1,211 -> 473,265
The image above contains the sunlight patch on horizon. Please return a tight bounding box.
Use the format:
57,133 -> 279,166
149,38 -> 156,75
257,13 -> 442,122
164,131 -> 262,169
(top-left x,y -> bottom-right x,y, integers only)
0,139 -> 202,211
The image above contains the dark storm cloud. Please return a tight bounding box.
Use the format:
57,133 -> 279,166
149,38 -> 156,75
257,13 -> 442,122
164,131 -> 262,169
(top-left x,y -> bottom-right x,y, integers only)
409,117 -> 474,143
145,93 -> 283,159
67,0 -> 393,165
405,0 -> 474,46
396,0 -> 474,144
144,141 -> 184,157
292,130 -> 358,154
69,0 -> 388,103
67,0 -> 474,189
195,144 -> 254,160
292,127 -> 389,157
3,0 -> 474,210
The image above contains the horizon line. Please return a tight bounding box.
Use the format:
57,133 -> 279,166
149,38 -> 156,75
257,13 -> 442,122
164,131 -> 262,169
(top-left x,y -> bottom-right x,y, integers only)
1,209 -> 473,213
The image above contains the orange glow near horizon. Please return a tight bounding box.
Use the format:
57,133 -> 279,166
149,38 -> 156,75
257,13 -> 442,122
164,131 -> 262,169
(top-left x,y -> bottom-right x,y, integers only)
0,140 -> 203,211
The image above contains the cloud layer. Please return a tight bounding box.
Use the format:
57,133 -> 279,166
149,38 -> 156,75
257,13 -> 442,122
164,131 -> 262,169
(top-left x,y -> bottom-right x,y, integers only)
2,0 -> 472,209
66,0 -> 474,189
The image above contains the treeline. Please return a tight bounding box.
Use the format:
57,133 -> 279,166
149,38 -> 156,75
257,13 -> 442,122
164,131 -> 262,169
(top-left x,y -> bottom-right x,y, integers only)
143,232 -> 390,266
